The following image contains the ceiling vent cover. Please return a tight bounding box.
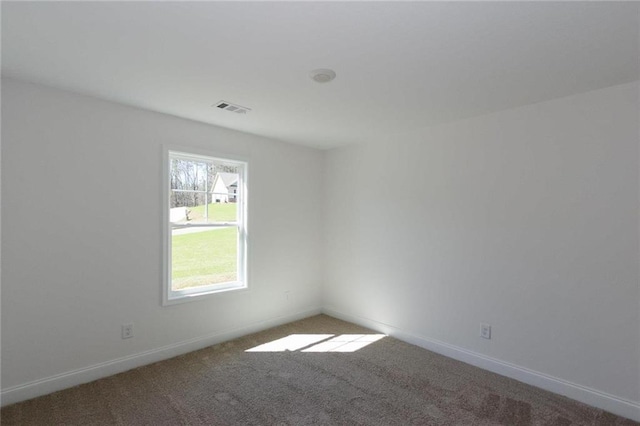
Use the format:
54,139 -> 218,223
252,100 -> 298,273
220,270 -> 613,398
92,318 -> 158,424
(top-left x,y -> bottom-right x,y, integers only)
214,101 -> 251,114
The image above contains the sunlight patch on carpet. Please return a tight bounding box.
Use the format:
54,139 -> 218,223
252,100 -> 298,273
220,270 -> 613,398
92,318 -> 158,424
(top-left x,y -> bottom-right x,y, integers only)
246,334 -> 386,353
302,334 -> 386,352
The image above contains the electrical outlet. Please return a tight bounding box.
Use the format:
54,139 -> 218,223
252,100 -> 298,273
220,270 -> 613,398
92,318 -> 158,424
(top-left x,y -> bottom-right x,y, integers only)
122,324 -> 134,339
480,323 -> 491,340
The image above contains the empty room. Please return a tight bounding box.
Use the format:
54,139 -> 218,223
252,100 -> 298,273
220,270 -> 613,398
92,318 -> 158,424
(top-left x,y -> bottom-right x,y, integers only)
1,1 -> 639,425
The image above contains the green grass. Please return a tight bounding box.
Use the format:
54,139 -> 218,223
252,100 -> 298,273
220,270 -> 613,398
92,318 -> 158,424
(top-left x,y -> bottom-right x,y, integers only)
187,203 -> 237,222
171,227 -> 237,290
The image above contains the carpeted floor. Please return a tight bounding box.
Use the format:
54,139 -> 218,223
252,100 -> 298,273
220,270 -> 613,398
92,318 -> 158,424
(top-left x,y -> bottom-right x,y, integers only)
1,315 -> 637,425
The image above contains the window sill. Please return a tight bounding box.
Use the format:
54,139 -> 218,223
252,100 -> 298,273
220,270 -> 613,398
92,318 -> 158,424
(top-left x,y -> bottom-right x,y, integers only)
163,283 -> 249,306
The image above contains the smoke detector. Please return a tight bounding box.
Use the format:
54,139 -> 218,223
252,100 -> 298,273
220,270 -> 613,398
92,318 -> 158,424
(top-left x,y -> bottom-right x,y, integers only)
214,101 -> 251,114
309,69 -> 336,83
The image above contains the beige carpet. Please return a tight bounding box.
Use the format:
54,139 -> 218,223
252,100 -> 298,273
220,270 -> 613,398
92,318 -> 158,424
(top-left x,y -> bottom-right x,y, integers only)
2,315 -> 637,425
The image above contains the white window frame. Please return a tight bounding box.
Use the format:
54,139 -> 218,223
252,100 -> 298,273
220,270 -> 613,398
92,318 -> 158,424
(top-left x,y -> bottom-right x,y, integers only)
162,146 -> 248,305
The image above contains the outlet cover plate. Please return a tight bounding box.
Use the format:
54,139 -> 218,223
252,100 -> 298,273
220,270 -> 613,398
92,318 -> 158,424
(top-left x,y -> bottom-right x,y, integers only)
122,324 -> 134,339
480,323 -> 491,339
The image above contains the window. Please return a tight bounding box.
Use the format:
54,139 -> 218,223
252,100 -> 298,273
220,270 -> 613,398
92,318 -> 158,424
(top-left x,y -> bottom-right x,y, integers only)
163,149 -> 247,304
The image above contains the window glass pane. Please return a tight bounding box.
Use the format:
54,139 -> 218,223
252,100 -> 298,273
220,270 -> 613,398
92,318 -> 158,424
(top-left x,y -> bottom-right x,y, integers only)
170,158 -> 207,191
210,163 -> 240,178
170,189 -> 207,210
210,171 -> 239,203
171,226 -> 238,291
170,191 -> 237,225
206,163 -> 239,192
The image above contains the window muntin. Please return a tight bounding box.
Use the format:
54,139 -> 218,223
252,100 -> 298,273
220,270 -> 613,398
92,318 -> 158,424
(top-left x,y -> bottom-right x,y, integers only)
165,150 -> 247,303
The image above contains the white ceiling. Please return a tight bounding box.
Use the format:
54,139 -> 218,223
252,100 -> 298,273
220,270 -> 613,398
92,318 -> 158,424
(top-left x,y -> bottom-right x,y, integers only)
2,1 -> 638,149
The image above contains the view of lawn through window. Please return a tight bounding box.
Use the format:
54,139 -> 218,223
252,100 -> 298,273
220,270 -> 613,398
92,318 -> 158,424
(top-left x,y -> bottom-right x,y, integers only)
169,153 -> 245,296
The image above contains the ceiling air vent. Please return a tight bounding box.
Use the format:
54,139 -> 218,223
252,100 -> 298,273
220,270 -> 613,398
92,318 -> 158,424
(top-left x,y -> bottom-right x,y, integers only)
214,101 -> 251,114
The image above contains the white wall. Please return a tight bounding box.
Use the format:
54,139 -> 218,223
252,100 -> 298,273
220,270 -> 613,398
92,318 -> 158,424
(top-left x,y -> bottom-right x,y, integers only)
1,78 -> 324,400
2,77 -> 639,420
324,82 -> 640,417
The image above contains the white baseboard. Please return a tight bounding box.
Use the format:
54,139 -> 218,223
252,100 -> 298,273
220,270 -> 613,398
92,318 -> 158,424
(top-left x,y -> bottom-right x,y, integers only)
322,307 -> 640,423
1,307 -> 322,407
